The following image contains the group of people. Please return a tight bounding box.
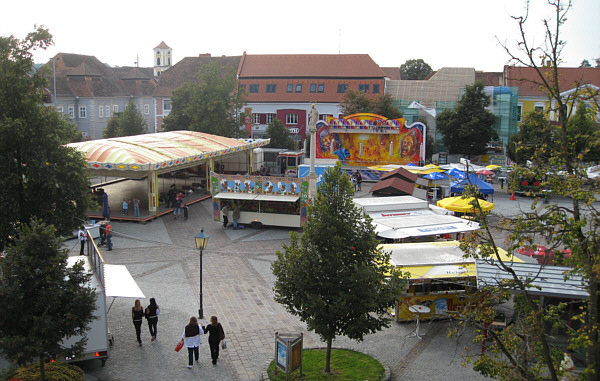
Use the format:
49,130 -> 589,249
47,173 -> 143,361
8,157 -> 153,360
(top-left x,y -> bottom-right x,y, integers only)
351,171 -> 363,192
122,198 -> 141,217
132,298 -> 160,346
220,203 -> 241,230
131,299 -> 226,368
181,315 -> 226,368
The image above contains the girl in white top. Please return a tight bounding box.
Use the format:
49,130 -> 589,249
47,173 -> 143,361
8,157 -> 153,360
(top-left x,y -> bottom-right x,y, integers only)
182,316 -> 204,368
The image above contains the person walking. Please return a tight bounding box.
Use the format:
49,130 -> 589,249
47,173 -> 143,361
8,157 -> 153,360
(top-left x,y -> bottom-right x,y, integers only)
202,315 -> 225,365
232,204 -> 240,230
132,299 -> 145,346
78,226 -> 86,256
221,203 -> 230,229
182,316 -> 204,369
356,171 -> 363,191
173,196 -> 182,219
105,221 -> 113,251
132,197 -> 140,217
145,297 -> 160,341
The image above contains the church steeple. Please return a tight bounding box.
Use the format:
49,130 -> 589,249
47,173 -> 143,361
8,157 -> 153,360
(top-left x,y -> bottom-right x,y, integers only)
153,41 -> 172,77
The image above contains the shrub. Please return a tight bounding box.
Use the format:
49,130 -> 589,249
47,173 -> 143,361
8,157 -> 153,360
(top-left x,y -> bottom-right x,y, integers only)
11,362 -> 84,381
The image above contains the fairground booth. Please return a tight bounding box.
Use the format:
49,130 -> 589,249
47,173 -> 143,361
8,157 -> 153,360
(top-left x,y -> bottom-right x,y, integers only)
384,241 -> 524,322
315,113 -> 426,170
67,131 -> 269,218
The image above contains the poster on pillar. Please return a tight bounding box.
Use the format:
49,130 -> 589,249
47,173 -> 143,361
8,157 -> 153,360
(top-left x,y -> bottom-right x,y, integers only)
315,113 -> 425,166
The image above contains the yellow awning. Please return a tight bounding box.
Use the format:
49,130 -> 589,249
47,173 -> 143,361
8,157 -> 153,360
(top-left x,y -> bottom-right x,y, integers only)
437,196 -> 494,213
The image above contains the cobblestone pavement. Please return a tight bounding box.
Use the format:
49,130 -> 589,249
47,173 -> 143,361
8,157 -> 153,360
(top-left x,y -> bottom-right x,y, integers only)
3,180 -> 572,381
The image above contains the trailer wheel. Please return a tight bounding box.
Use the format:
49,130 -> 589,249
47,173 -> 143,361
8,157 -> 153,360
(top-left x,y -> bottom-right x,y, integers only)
250,221 -> 263,229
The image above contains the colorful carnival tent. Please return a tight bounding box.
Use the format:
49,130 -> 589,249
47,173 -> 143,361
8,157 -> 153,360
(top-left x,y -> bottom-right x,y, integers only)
450,173 -> 495,195
67,131 -> 269,215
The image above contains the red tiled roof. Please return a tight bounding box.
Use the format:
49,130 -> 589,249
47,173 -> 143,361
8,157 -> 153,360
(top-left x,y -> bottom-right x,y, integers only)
154,41 -> 171,49
381,67 -> 401,80
370,177 -> 415,196
238,54 -> 386,78
153,55 -> 242,97
379,167 -> 418,182
475,71 -> 503,86
504,66 -> 600,96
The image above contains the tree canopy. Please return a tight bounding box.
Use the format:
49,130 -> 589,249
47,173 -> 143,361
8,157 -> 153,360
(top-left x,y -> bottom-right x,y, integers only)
436,81 -> 497,158
506,110 -> 554,165
339,90 -> 402,119
0,27 -> 92,251
400,59 -> 433,80
162,61 -> 247,137
0,219 -> 96,379
265,118 -> 294,149
272,163 -> 405,373
103,99 -> 147,138
454,1 -> 600,379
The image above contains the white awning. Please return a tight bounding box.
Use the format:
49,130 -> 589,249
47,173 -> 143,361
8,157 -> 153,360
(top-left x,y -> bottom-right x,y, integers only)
104,264 -> 145,298
213,193 -> 257,200
254,195 -> 299,202
400,222 -> 479,237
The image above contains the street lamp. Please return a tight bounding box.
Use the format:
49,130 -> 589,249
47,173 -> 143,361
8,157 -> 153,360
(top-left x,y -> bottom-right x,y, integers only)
194,228 -> 210,319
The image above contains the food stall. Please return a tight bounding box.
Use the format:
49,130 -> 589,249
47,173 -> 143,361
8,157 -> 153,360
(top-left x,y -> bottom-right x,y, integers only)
382,241 -> 524,321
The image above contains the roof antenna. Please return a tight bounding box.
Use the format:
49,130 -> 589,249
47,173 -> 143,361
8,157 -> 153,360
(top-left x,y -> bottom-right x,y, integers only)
338,29 -> 341,54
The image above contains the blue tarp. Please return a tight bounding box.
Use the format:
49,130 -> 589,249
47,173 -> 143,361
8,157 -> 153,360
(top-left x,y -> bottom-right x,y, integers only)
450,173 -> 494,194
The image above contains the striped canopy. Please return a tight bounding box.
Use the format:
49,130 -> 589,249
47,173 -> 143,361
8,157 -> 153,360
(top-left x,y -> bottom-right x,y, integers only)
67,131 -> 268,176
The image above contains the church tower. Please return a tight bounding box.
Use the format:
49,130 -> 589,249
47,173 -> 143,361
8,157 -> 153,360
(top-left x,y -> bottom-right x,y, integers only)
153,41 -> 172,77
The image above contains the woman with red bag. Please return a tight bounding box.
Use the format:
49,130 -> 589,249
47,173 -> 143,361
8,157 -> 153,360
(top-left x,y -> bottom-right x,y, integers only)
181,316 -> 204,369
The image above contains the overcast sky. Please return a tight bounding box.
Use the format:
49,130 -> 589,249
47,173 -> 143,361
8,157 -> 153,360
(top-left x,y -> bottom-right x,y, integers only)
2,0 -> 599,72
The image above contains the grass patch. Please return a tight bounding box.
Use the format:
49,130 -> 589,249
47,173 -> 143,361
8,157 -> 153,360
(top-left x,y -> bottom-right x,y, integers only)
267,348 -> 384,381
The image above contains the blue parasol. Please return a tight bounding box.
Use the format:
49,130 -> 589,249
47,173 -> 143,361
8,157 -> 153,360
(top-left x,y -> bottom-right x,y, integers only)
424,172 -> 447,180
102,192 -> 110,219
445,168 -> 465,178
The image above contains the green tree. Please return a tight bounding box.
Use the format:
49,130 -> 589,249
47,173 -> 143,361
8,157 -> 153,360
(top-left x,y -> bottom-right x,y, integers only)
103,99 -> 147,138
0,219 -> 96,380
579,59 -> 592,68
0,27 -> 92,252
506,110 -> 554,165
265,118 -> 294,149
436,81 -> 497,158
566,101 -> 600,163
272,163 -> 405,373
454,1 -> 600,379
339,90 -> 403,119
163,61 -> 247,137
400,59 -> 433,80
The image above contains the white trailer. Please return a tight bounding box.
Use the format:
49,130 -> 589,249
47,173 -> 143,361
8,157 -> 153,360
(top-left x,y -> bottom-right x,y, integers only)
60,239 -> 144,365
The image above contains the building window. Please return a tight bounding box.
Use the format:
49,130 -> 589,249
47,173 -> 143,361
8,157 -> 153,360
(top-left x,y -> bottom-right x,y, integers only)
144,104 -> 150,115
318,84 -> 325,92
337,84 -> 348,93
253,113 -> 261,124
534,105 -> 544,113
113,104 -> 119,113
295,84 -> 302,92
319,114 -> 333,121
56,106 -> 63,113
68,106 -> 74,118
239,84 -> 246,93
266,84 -> 277,93
358,84 -> 370,93
105,106 -> 110,117
373,84 -> 380,94
163,100 -> 171,111
249,84 -> 259,93
99,105 -> 104,118
79,106 -> 86,118
310,84 -> 317,93
266,113 -> 275,124
286,113 -> 298,124
517,104 -> 523,122
287,84 -> 293,93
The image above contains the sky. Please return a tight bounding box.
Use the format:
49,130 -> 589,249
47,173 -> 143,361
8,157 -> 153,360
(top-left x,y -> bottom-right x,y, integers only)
2,0 -> 599,72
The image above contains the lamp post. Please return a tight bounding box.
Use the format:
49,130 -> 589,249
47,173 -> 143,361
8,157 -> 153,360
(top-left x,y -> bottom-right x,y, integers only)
194,228 -> 210,319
